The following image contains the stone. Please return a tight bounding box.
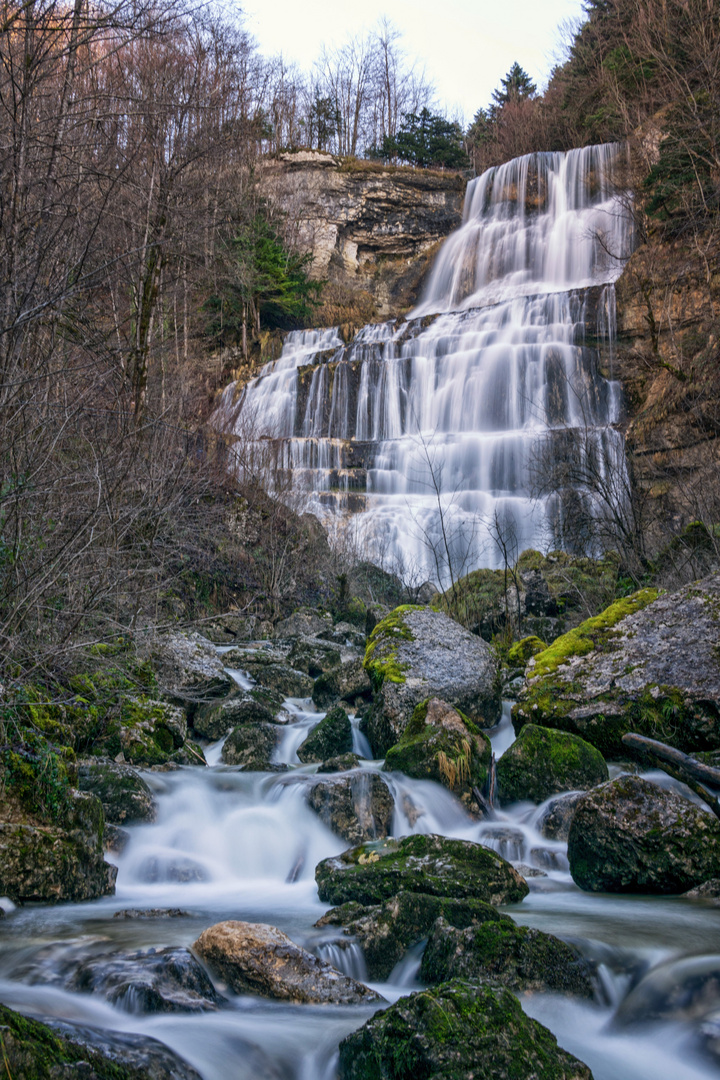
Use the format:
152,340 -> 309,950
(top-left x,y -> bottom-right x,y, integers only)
114,908 -> 193,919
420,917 -> 595,997
193,694 -> 276,740
513,577 -> 720,756
567,775 -> 720,893
507,635 -> 547,668
148,632 -> 233,701
64,946 -> 226,1012
297,706 -> 353,762
683,878 -> 720,905
536,792 -> 585,841
221,724 -> 280,770
364,606 -> 500,756
496,724 -> 608,804
77,760 -> 156,824
274,611 -> 333,639
113,698 -> 188,767
192,920 -> 383,1005
316,891 -> 513,981
384,698 -> 491,797
287,639 -> 342,677
337,979 -> 593,1080
315,833 -> 529,907
104,823 -> 131,855
243,663 -> 313,698
312,670 -> 341,708
613,953 -> 720,1028
317,623 -> 367,649
308,772 -> 394,844
336,657 -> 373,702
317,753 -> 361,773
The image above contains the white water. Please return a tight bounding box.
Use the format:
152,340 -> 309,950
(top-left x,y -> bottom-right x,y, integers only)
213,144 -> 633,584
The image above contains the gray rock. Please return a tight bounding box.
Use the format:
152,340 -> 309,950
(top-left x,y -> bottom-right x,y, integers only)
297,706 -> 352,762
243,663 -> 313,698
536,792 -> 585,841
308,772 -> 394,843
221,724 -> 280,770
288,639 -> 342,677
683,878 -> 720,905
193,694 -> 276,740
337,656 -> 373,701
274,611 -> 333,638
148,632 -> 233,702
317,753 -> 361,773
65,946 -> 226,1012
77,760 -> 156,825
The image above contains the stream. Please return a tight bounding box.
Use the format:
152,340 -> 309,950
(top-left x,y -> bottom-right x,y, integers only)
0,659 -> 718,1079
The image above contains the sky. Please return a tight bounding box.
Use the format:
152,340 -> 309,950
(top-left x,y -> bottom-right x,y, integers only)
239,0 -> 587,124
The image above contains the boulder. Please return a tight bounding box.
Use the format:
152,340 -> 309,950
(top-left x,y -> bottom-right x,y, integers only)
105,823 -> 130,855
567,775 -> 720,893
312,670 -> 341,708
192,920 -> 383,1005
115,698 -> 188,767
683,878 -> 720,905
149,631 -> 233,701
64,946 -> 226,1012
613,953 -> 720,1028
536,792 -> 585,841
193,694 -> 277,741
243,663 -> 313,698
420,917 -> 595,997
363,606 -> 500,757
315,833 -> 529,907
297,706 -> 353,762
287,639 -> 342,677
77,760 -> 156,825
317,622 -> 367,648
317,753 -> 361,773
308,772 -> 394,844
316,891 -> 513,981
221,724 -> 280,770
496,724 -> 608,804
514,577 -> 720,756
338,980 -> 593,1080
384,698 -> 491,797
274,611 -> 333,639
336,657 -> 373,702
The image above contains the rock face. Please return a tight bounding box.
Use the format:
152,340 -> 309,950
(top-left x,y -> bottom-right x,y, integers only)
221,723 -> 279,769
77,760 -> 156,824
513,578 -> 720,756
64,946 -> 225,1012
420,917 -> 595,997
496,724 -> 608,804
364,606 -> 500,757
384,698 -> 491,797
192,920 -> 383,1005
337,980 -> 593,1080
315,834 -> 529,907
297,706 -> 353,762
307,772 -> 394,843
567,775 -> 720,893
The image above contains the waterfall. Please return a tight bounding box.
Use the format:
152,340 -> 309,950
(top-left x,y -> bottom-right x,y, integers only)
213,144 -> 634,583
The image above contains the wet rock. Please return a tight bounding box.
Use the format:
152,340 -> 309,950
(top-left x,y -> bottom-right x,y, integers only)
192,920 -> 384,1005
384,698 -> 491,797
613,953 -> 720,1027
308,772 -> 394,844
114,908 -> 194,919
568,775 -> 720,893
420,917 -> 595,997
77,760 -> 156,825
338,979 -> 593,1080
336,657 -> 372,702
169,740 -> 206,767
193,694 -> 276,740
317,891 -> 513,981
243,663 -> 313,698
315,833 -> 529,907
288,639 -> 342,677
297,706 -> 353,763
104,823 -> 131,855
364,606 -> 500,757
317,753 -> 361,773
536,792 -> 585,841
221,723 -> 280,770
496,724 -> 608,804
683,879 -> 720,905
312,670 -> 341,708
149,631 -> 234,702
65,946 -> 225,1013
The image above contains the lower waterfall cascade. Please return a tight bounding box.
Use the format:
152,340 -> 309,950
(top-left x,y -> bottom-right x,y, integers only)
214,142 -> 635,582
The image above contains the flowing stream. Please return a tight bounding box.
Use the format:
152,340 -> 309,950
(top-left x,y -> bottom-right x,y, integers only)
0,658 -> 718,1079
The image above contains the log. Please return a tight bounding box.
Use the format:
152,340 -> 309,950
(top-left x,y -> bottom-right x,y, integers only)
622,732 -> 720,821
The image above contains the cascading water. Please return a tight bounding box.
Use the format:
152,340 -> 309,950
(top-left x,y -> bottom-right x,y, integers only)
214,144 -> 634,582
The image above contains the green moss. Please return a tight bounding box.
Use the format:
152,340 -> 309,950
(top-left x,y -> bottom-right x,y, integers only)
496,723 -> 608,803
507,636 -> 547,668
384,700 -> 491,793
363,605 -> 421,691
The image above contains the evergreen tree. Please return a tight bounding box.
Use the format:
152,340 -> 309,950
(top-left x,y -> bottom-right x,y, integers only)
381,108 -> 469,168
490,62 -> 537,118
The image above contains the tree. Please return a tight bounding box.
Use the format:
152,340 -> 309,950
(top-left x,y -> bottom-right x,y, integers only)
381,108 -> 469,168
490,62 -> 537,114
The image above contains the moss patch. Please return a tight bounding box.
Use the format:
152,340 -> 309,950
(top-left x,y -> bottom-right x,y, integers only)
363,605 -> 421,691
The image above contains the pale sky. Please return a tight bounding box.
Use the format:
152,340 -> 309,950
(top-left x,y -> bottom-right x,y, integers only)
240,0 -> 587,124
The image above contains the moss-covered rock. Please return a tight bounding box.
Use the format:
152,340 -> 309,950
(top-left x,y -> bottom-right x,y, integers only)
308,772 -> 393,844
496,724 -> 608,804
567,775 -> 720,894
192,695 -> 277,740
87,697 -> 188,767
338,979 -> 593,1080
220,723 -> 281,770
384,698 -> 491,797
297,706 -> 353,763
507,635 -> 547,668
315,833 -> 528,907
420,917 -> 595,997
77,760 -> 156,824
312,670 -> 341,708
317,752 -> 361,773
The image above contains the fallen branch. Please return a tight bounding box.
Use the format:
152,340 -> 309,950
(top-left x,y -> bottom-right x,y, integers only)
622,732 -> 720,821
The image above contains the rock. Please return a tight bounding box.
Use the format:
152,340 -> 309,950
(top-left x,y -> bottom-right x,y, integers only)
496,724 -> 608,804
507,635 -> 547,668
384,698 -> 491,797
114,908 -> 193,919
243,663 -> 313,698
683,878 -> 720,905
317,623 -> 367,649
0,1001 -> 203,1080
317,891 -> 513,981
364,606 -> 500,757
514,577 -> 720,756
105,823 -> 131,855
274,611 -> 333,639
336,657 -> 373,702
317,753 -> 361,773
77,760 -> 156,825
169,740 -> 206,767
312,670 -> 341,708
337,979 -> 593,1080
613,953 -> 720,1028
297,706 -> 353,762
536,792 -> 585,841
193,695 -> 277,740
288,639 -> 342,677
567,775 -> 720,893
149,631 -> 233,702
199,611 -> 253,644
420,917 -> 595,997
220,724 -> 280,770
192,920 -> 383,1005
315,833 -> 529,907
64,946 -> 225,1013
0,791 -> 116,903
308,772 -> 394,843
115,699 -> 188,767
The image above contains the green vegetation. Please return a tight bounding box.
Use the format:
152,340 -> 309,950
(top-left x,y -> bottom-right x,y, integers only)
363,605 -> 420,691
496,723 -> 608,803
375,108 -> 469,169
384,699 -> 491,793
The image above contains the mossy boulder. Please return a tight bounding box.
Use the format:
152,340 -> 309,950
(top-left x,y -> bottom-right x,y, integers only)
287,639 -> 342,677
384,698 -> 491,797
363,606 -> 500,757
507,635 -> 547,668
307,772 -> 394,844
420,917 -> 595,997
77,760 -> 156,824
297,706 -> 353,763
316,891 -> 513,981
513,577 -> 720,756
243,662 -> 313,698
568,775 -> 720,894
338,979 -> 593,1080
315,833 -> 529,907
496,724 -> 608,804
312,670 -> 341,708
192,694 -> 277,740
220,723 -> 280,770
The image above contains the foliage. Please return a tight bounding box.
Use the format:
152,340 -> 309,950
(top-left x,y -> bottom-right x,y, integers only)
380,108 -> 469,168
